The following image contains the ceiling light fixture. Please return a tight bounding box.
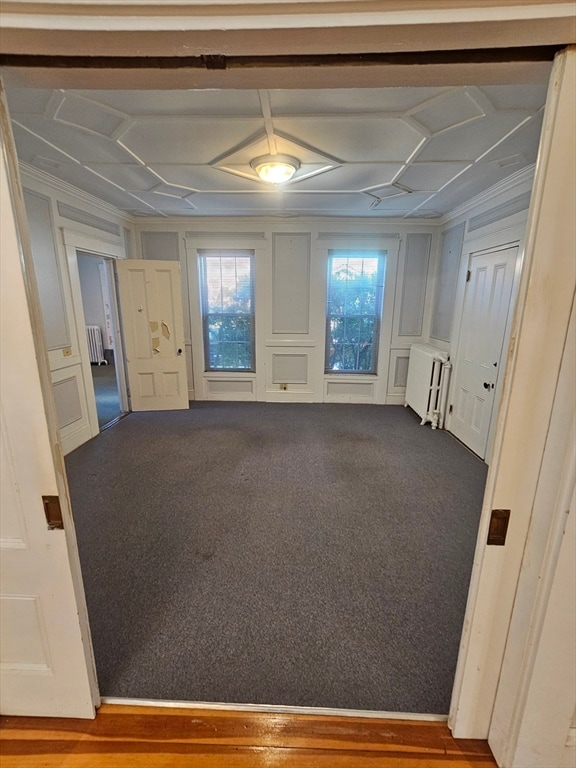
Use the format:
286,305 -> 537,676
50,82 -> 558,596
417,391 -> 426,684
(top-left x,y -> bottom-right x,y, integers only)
250,154 -> 300,184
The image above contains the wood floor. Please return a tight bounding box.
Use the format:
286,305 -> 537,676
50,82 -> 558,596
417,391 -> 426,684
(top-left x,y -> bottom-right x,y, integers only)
0,704 -> 497,767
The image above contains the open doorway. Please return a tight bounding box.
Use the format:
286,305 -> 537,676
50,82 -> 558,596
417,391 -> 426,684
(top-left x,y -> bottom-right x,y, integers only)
0,63 -> 556,724
76,251 -> 124,429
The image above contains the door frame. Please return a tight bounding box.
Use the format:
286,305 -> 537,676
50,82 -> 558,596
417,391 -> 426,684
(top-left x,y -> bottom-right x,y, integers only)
446,227 -> 524,463
64,229 -> 129,434
449,46 -> 575,741
1,43 -> 574,744
1,79 -> 100,714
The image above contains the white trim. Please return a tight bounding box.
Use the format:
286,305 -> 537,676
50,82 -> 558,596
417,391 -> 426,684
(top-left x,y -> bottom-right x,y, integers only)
20,163 -> 133,226
146,218 -> 433,230
2,4 -> 573,31
63,227 -> 129,432
101,697 -> 448,721
265,339 -> 316,347
449,47 -> 576,741
440,165 -> 535,226
62,228 -> 125,258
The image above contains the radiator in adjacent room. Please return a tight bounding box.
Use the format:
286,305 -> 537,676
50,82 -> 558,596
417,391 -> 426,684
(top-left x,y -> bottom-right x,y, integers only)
86,325 -> 107,365
405,343 -> 451,429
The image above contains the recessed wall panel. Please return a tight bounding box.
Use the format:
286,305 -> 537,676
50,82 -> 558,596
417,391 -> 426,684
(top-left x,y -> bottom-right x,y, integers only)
326,381 -> 374,397
398,233 -> 431,336
431,223 -> 465,342
272,233 -> 310,334
141,231 -> 179,261
394,355 -> 410,388
272,354 -> 308,384
207,380 -> 253,394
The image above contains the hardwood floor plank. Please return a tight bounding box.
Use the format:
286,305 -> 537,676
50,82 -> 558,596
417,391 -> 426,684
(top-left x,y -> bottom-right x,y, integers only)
0,705 -> 497,767
0,745 -> 499,768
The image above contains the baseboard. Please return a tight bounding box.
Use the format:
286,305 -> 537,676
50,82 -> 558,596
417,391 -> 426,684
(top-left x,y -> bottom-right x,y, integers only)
386,394 -> 407,405
265,391 -> 315,403
101,697 -> 448,721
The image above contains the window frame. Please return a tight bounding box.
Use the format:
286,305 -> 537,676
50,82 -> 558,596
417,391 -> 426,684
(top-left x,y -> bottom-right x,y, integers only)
324,250 -> 386,375
199,249 -> 256,373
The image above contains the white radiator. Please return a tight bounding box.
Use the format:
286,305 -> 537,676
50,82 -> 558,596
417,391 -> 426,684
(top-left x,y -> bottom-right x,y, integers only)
405,343 -> 451,429
86,325 -> 107,365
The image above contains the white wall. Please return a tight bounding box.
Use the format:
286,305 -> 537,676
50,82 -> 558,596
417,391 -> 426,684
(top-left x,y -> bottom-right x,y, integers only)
136,220 -> 440,404
427,166 -> 534,358
430,167 -> 534,461
77,254 -> 106,336
21,158 -> 536,445
134,169 -> 535,411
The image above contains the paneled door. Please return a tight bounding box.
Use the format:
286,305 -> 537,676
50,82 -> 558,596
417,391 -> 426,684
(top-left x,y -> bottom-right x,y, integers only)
1,82 -> 97,717
116,260 -> 189,411
450,245 -> 518,459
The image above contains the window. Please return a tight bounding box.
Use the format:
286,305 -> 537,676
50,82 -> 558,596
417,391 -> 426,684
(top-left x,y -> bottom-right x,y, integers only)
199,250 -> 255,372
325,251 -> 385,374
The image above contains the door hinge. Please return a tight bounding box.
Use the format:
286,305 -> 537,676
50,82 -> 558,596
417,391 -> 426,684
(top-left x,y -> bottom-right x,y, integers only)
127,388 -> 131,398
448,404 -> 453,414
466,269 -> 471,282
42,495 -> 64,530
487,509 -> 511,546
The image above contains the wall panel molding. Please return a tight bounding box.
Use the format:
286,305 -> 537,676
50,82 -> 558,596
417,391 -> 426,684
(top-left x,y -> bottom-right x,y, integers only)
272,232 -> 310,335
398,233 -> 431,337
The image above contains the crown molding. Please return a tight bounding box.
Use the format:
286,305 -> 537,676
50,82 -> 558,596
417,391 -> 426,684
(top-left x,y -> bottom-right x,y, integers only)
18,162 -> 134,227
18,161 -> 535,232
132,214 -> 439,229
440,164 -> 535,226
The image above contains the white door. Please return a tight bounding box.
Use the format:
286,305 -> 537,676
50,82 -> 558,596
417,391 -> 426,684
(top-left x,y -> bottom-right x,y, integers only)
450,245 -> 517,459
0,84 -> 97,717
22,190 -> 98,455
116,259 -> 189,411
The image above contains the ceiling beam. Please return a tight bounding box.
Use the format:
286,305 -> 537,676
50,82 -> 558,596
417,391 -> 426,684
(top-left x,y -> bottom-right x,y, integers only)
1,49 -> 557,90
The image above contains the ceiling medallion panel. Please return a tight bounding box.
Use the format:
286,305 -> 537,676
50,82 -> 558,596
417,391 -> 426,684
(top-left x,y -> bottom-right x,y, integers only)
212,129 -> 340,187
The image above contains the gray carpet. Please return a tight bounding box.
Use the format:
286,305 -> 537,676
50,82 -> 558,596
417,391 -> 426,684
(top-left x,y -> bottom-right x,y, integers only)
65,403 -> 487,713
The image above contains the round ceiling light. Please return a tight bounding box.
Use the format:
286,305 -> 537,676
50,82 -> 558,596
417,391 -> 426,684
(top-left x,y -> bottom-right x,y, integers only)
250,154 -> 300,184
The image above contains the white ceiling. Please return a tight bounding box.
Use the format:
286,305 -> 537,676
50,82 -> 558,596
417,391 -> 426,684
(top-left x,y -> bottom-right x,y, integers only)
6,84 -> 548,218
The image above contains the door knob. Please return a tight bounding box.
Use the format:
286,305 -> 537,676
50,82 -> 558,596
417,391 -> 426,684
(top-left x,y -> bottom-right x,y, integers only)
483,381 -> 494,390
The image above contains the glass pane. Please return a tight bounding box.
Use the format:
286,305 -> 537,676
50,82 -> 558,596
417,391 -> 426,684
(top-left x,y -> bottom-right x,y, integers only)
201,251 -> 255,371
206,315 -> 253,370
325,252 -> 384,374
205,255 -> 252,314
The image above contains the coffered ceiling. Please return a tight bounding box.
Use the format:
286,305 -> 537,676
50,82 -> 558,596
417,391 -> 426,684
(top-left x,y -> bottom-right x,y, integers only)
6,84 -> 548,218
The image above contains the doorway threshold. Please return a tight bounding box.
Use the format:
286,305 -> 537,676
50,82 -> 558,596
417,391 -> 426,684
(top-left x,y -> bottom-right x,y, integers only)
99,412 -> 129,432
101,697 -> 447,721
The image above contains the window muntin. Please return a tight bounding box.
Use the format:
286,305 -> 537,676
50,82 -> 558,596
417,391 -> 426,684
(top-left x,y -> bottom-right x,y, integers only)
325,251 -> 385,374
199,250 -> 255,372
